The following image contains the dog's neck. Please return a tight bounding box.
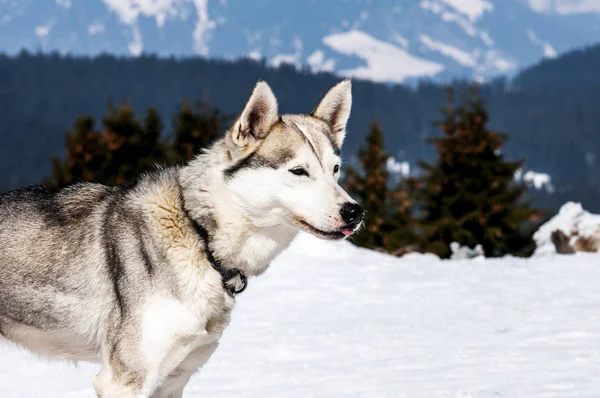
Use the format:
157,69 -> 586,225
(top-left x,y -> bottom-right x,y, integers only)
178,142 -> 298,277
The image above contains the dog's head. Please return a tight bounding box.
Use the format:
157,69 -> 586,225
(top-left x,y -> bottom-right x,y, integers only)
222,80 -> 363,240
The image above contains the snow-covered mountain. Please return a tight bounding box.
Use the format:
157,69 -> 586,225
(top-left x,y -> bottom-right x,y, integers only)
1,0 -> 600,83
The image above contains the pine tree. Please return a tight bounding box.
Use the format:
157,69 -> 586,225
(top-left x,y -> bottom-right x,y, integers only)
140,108 -> 170,170
413,86 -> 545,258
344,121 -> 416,252
386,180 -> 418,255
171,101 -> 228,163
49,105 -> 172,186
47,116 -> 106,186
48,100 -> 229,187
102,103 -> 148,185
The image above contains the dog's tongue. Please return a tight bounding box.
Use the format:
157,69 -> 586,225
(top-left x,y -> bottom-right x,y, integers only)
342,229 -> 354,236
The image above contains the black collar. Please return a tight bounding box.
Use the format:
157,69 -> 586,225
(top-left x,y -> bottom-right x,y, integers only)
180,193 -> 248,297
189,217 -> 248,296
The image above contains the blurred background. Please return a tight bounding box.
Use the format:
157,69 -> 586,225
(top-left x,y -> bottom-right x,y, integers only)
1,0 -> 600,257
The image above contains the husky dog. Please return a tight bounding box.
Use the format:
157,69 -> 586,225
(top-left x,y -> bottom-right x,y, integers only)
0,80 -> 363,397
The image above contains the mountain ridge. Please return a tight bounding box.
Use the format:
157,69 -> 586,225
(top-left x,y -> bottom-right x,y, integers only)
2,0 -> 600,83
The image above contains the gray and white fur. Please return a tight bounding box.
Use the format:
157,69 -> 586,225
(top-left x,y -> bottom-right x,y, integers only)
0,80 -> 363,397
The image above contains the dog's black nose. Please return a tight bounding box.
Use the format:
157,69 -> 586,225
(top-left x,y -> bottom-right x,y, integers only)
340,202 -> 364,225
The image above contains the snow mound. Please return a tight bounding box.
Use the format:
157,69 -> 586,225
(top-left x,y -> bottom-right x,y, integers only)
534,202 -> 600,256
450,242 -> 485,260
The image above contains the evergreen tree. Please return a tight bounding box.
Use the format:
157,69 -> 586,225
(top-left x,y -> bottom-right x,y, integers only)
344,121 -> 416,252
413,86 -> 545,258
48,101 -> 229,187
102,104 -> 158,185
47,116 -> 106,186
141,108 -> 170,170
386,180 -> 418,256
49,104 -> 172,186
171,101 -> 228,163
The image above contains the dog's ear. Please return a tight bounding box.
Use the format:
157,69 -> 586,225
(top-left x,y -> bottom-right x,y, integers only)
311,80 -> 352,148
227,81 -> 279,159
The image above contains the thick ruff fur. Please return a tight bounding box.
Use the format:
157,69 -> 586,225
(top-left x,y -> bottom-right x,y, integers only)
0,80 -> 361,397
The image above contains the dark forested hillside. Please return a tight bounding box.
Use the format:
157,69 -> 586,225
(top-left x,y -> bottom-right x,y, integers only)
515,43 -> 600,91
1,49 -> 599,211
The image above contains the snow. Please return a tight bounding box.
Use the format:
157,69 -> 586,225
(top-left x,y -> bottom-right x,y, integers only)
271,53 -> 301,69
420,0 -> 492,35
450,242 -> 485,260
272,38 -> 302,69
529,0 -> 600,14
55,0 -> 71,9
87,23 -> 106,36
34,20 -> 54,38
534,202 -> 600,256
420,0 -> 444,15
3,0 -> 598,83
190,0 -> 215,55
481,50 -> 516,73
557,0 -> 600,14
322,30 -> 444,83
515,168 -> 555,193
387,157 -> 410,177
101,0 -> 180,27
439,0 -> 493,21
2,231 -> 600,397
419,34 -> 476,67
307,50 -> 336,73
526,29 -> 557,58
246,50 -> 262,61
528,0 -> 553,12
523,170 -> 554,191
543,43 -> 558,58
440,10 -> 477,36
128,25 -> 143,56
101,0 -> 215,55
391,32 -> 409,49
479,31 -> 494,46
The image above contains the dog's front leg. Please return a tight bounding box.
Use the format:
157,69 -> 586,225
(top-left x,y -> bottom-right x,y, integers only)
93,364 -> 150,398
93,348 -> 192,398
92,335 -> 198,398
150,342 -> 220,398
93,341 -> 203,398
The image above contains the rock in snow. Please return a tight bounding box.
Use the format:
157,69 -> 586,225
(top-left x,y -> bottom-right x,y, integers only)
534,201 -> 600,256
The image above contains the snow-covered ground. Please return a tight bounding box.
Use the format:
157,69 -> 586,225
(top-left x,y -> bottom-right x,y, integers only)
2,233 -> 600,397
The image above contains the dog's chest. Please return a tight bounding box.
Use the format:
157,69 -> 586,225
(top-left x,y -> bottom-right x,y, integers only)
140,290 -> 234,360
147,197 -> 236,335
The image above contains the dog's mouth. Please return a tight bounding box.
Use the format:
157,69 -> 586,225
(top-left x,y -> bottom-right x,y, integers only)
297,219 -> 360,240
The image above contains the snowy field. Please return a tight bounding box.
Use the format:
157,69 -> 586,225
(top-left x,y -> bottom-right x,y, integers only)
1,232 -> 600,397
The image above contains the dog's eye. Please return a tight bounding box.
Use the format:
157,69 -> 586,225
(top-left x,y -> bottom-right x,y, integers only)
289,167 -> 309,177
333,164 -> 340,174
